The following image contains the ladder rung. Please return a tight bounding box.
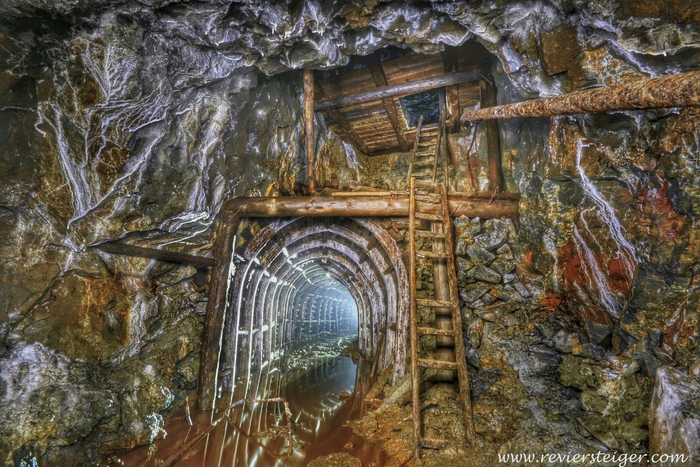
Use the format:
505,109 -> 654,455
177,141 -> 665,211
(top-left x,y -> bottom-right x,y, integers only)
415,230 -> 446,239
417,358 -> 459,370
414,212 -> 442,222
414,193 -> 441,203
415,150 -> 435,156
414,179 -> 438,187
421,438 -> 452,450
417,327 -> 455,337
414,160 -> 434,167
416,298 -> 453,308
416,249 -> 448,259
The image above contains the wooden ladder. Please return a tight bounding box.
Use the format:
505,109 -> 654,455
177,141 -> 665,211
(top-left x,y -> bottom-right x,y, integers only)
406,115 -> 443,186
408,177 -> 476,461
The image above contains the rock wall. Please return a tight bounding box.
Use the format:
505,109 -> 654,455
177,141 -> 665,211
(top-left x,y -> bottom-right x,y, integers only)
1,0 -> 699,464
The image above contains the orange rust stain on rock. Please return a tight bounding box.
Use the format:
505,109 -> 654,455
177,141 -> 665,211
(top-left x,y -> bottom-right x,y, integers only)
607,257 -> 633,295
539,293 -> 562,309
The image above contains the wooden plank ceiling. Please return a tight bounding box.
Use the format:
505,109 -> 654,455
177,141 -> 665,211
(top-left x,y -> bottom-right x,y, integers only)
315,43 -> 491,157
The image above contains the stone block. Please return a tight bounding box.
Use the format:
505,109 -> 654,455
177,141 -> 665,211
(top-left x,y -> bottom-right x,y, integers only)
460,282 -> 491,303
468,265 -> 502,284
474,229 -> 508,251
585,320 -> 613,347
496,244 -> 514,260
466,243 -> 496,265
491,258 -> 515,275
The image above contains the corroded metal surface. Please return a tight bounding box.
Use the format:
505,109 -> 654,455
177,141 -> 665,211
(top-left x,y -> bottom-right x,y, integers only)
462,71 -> 700,121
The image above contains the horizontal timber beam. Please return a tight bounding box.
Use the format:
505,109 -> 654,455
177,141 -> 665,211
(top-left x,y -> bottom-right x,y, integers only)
93,242 -> 216,267
221,194 -> 519,220
462,71 -> 700,121
316,67 -> 487,112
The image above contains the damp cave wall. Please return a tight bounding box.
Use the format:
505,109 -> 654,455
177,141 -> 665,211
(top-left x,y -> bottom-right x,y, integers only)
0,0 -> 700,465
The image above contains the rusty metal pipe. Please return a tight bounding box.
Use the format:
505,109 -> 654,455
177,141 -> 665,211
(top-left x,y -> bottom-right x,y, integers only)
461,71 -> 700,121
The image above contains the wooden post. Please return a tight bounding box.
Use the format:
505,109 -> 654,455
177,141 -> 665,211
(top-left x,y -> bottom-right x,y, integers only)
197,210 -> 238,411
442,48 -> 460,134
480,77 -> 503,192
304,69 -> 316,195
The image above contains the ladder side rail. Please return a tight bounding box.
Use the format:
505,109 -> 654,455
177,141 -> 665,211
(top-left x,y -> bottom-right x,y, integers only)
408,177 -> 423,461
406,116 -> 424,186
440,183 -> 477,446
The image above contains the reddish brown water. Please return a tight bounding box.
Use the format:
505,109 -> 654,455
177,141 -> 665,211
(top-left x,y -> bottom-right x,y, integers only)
109,354 -> 386,467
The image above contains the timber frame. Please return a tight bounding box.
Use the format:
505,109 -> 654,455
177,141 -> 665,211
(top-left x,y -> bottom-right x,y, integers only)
312,43 -> 495,161
196,44 -> 516,411
196,192 -> 519,410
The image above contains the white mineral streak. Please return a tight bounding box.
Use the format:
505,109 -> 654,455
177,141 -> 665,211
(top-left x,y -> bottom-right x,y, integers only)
38,38 -> 170,233
572,224 -> 621,318
572,140 -> 637,317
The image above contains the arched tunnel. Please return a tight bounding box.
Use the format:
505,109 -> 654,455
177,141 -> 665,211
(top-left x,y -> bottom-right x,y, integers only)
220,217 -> 408,394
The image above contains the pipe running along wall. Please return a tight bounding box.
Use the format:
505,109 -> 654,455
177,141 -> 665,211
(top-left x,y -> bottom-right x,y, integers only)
217,217 -> 409,400
461,70 -> 700,121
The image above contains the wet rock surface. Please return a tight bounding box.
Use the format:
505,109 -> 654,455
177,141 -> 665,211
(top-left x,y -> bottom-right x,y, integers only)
1,0 -> 699,464
307,452 -> 362,467
649,366 -> 700,465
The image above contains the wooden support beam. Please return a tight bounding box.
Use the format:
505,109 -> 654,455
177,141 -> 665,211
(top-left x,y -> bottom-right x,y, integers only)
462,70 -> 700,121
93,242 -> 216,267
442,49 -> 461,134
480,77 -> 503,192
367,60 -> 409,152
221,194 -> 519,220
316,84 -> 373,156
198,210 -> 238,411
304,69 -> 316,195
315,68 -> 486,112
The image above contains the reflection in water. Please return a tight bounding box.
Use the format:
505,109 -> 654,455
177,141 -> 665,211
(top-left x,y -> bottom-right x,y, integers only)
227,354 -> 358,466
111,343 -> 385,467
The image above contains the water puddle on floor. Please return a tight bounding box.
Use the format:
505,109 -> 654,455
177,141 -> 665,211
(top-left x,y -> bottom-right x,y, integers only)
109,338 -> 386,467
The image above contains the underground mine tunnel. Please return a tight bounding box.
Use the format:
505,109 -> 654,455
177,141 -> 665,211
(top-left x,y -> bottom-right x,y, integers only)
1,1 -> 700,466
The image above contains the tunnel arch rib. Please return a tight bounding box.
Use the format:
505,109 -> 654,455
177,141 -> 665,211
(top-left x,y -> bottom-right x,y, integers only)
219,217 -> 409,395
